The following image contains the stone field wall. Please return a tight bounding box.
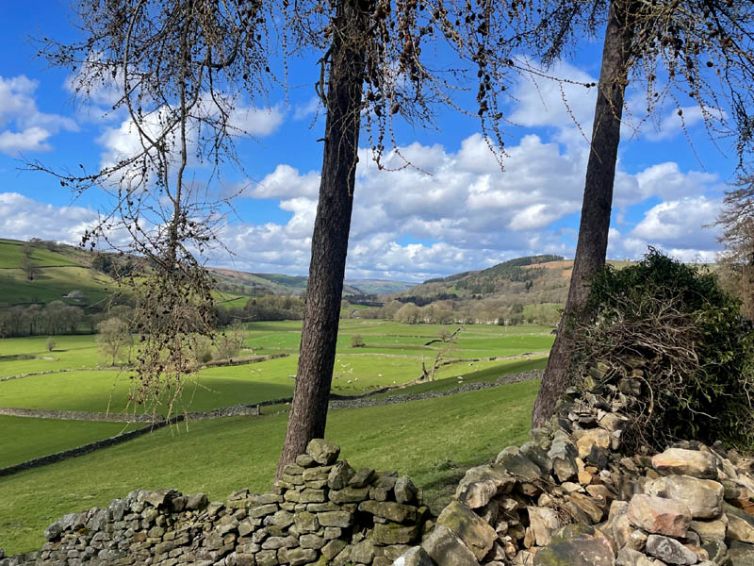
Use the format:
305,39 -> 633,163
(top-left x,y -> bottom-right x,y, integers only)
0,440 -> 430,566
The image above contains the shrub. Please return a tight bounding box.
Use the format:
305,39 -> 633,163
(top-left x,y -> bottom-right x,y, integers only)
574,249 -> 754,450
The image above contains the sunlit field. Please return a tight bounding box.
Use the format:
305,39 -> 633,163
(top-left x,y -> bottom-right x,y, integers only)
0,320 -> 551,555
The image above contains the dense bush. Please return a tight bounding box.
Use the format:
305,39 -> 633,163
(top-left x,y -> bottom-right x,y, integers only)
575,249 -> 754,450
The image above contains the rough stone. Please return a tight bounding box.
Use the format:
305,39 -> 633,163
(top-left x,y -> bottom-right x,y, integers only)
645,476 -> 723,519
726,505 -> 754,544
528,506 -> 560,547
533,534 -> 616,566
360,500 -> 418,524
575,428 -> 611,459
616,547 -> 656,566
306,438 -> 341,465
372,522 -> 420,546
495,447 -> 543,483
437,500 -> 497,560
278,547 -> 317,565
322,539 -> 347,561
317,510 -> 353,528
728,541 -> 754,565
627,494 -> 692,537
548,435 -> 579,483
327,461 -> 356,490
396,546 -> 433,566
645,534 -> 699,565
652,449 -> 718,480
421,524 -> 479,566
395,476 -> 419,504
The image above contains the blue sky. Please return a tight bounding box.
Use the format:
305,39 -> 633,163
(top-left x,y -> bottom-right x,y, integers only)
0,1 -> 738,281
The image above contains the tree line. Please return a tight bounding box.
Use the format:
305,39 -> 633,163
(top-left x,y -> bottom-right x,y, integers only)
35,0 -> 754,475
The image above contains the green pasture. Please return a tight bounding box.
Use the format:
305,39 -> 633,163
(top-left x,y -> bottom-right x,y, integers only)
0,379 -> 538,555
0,239 -> 113,306
0,322 -> 551,415
0,240 -> 81,269
0,358 -> 544,482
0,335 -> 102,375
0,416 -> 137,469
0,353 -> 545,415
0,267 -> 112,307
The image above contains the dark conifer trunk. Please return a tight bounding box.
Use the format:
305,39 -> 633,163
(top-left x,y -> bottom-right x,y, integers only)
532,0 -> 636,426
276,0 -> 370,475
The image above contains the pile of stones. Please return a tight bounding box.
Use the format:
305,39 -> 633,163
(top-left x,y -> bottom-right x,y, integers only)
0,440 -> 430,566
396,377 -> 754,566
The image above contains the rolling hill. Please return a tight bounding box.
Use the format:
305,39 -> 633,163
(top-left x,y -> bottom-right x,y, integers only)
395,255 -> 573,306
0,239 -> 413,309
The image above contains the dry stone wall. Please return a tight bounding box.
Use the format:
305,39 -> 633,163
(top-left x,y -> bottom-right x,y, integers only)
395,378 -> 754,566
0,440 -> 430,566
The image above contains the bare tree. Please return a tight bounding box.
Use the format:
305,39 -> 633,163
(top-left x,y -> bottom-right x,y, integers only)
527,0 -> 754,426
20,241 -> 37,281
97,316 -> 132,366
718,175 -> 754,320
35,0 -> 277,412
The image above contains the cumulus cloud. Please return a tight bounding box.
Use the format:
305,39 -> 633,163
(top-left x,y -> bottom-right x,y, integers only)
0,127 -> 724,279
509,60 -> 597,133
507,60 -> 723,146
0,193 -> 99,243
0,75 -> 77,155
607,196 -> 721,262
97,99 -> 283,171
221,132 -> 723,279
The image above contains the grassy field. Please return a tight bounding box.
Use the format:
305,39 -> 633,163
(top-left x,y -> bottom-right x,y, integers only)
0,321 -> 552,415
0,319 -> 551,556
0,416 -> 137,469
0,379 -> 538,555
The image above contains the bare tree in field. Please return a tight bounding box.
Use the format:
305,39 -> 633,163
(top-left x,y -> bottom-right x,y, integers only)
97,316 -> 132,366
20,241 -> 37,281
718,175 -> 754,320
524,0 -> 754,426
35,0 -> 277,411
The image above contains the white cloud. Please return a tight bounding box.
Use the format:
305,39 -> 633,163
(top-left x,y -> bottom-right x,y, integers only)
97,99 -> 284,172
508,60 -> 725,147
631,197 -> 719,248
293,96 -> 323,121
509,60 -> 597,133
0,129 -> 724,280
641,105 -> 725,141
0,193 -> 98,243
0,75 -> 77,155
229,106 -> 284,137
250,165 -> 320,199
220,132 -> 723,279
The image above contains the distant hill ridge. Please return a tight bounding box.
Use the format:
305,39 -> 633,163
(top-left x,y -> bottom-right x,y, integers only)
395,254 -> 572,305
0,239 -> 414,307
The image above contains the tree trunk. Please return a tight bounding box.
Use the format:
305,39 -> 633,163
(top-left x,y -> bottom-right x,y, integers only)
276,0 -> 370,475
532,0 -> 635,427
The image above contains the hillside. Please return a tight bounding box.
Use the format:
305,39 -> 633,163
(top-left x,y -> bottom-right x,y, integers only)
0,239 -> 115,308
0,239 -> 413,310
396,254 -> 573,306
